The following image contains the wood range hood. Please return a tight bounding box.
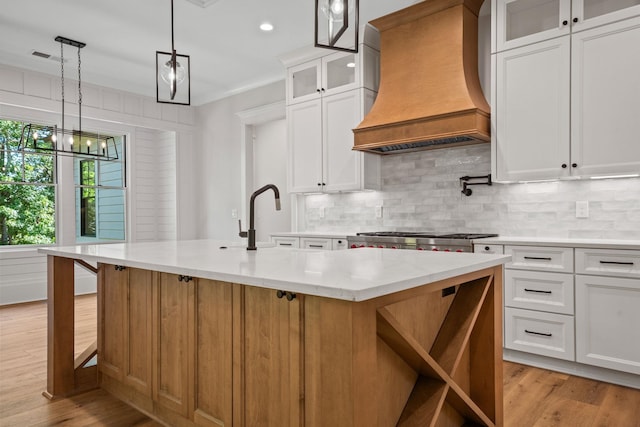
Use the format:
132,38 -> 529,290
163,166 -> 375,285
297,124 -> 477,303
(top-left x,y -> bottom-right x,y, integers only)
353,0 -> 490,154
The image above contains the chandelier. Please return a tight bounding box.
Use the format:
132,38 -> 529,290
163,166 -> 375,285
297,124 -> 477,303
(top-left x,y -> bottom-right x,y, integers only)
19,36 -> 119,161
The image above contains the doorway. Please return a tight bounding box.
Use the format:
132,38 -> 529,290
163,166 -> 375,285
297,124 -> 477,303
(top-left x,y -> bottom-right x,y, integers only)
252,118 -> 289,242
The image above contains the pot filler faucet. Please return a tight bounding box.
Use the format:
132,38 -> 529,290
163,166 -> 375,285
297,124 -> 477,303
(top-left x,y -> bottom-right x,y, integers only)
238,184 -> 281,250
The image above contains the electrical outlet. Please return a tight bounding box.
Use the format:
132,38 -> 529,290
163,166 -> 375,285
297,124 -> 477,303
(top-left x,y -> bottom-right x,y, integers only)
319,207 -> 325,218
231,209 -> 238,219
375,206 -> 383,219
576,201 -> 589,218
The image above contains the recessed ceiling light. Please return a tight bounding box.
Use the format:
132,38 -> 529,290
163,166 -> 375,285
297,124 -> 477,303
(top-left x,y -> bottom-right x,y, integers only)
346,62 -> 356,68
260,22 -> 274,32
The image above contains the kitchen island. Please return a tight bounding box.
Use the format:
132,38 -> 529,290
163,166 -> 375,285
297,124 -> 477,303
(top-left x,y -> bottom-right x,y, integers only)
40,240 -> 510,427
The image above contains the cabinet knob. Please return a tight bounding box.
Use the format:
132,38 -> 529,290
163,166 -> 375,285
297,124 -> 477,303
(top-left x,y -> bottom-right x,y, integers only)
286,292 -> 297,301
561,163 -> 567,168
316,89 -> 321,93
321,88 -> 325,92
572,163 -> 577,168
562,20 -> 568,26
485,246 -> 490,251
317,183 -> 322,186
573,17 -> 578,23
276,290 -> 286,299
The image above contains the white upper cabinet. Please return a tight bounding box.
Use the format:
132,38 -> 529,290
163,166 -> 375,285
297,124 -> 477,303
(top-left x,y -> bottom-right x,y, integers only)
495,37 -> 571,181
282,29 -> 381,193
492,0 -> 640,181
495,0 -> 640,52
287,52 -> 358,105
570,17 -> 640,177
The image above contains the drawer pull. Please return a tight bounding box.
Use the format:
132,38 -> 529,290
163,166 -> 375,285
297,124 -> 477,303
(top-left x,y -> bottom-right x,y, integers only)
279,243 -> 293,246
524,288 -> 552,294
524,256 -> 552,261
309,244 -> 324,248
525,329 -> 552,337
599,260 -> 634,266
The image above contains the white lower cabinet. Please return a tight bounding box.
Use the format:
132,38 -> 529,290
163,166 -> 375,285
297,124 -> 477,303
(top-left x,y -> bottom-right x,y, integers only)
505,269 -> 574,315
505,307 -> 575,361
272,236 -> 300,248
575,274 -> 640,375
271,235 -> 348,251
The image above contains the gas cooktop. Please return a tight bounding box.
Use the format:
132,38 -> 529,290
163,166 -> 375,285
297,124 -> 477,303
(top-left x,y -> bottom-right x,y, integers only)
355,232 -> 498,239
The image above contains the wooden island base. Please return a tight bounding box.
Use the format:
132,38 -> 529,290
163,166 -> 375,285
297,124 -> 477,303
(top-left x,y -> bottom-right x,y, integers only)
47,256 -> 503,426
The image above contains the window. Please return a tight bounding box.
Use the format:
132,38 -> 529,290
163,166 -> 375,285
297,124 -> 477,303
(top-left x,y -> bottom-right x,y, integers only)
74,136 -> 126,243
0,118 -> 126,246
0,120 -> 56,245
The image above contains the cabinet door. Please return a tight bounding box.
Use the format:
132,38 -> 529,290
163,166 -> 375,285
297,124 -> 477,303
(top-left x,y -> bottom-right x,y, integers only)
575,275 -> 640,374
496,0 -> 571,51
570,17 -> 640,177
322,51 -> 359,96
288,100 -> 323,193
287,59 -> 321,105
124,268 -> 153,396
99,265 -> 127,380
154,273 -> 191,417
193,279 -> 233,427
572,0 -> 640,32
322,90 -> 362,191
495,37 -> 571,181
241,286 -> 303,427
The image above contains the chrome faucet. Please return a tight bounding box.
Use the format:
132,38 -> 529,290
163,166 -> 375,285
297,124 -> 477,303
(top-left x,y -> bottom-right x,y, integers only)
238,184 -> 281,250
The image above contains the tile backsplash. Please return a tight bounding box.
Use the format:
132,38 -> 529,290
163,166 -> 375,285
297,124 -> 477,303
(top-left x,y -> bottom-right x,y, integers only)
303,145 -> 640,239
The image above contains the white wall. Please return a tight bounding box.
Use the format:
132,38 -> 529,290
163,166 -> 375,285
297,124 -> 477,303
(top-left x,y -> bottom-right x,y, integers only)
194,80 -> 285,240
301,144 -> 640,240
0,64 -> 196,304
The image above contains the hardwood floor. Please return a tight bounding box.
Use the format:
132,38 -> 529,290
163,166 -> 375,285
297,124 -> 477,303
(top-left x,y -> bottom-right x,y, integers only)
1,295 -> 639,426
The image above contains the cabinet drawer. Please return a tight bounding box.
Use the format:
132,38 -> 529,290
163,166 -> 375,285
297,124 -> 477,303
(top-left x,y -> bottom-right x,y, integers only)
300,237 -> 332,250
474,244 -> 504,254
504,307 -> 575,361
575,248 -> 640,278
271,237 -> 300,248
505,246 -> 573,272
505,270 -> 574,315
575,275 -> 640,375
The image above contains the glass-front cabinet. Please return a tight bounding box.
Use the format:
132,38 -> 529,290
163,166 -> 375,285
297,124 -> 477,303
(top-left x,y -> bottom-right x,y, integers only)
287,51 -> 358,104
495,0 -> 640,52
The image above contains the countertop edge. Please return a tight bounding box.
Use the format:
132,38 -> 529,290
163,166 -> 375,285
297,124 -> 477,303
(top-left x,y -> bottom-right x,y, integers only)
472,237 -> 640,250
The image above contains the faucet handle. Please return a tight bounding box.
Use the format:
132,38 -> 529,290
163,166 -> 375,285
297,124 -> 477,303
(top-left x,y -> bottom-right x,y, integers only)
238,219 -> 248,238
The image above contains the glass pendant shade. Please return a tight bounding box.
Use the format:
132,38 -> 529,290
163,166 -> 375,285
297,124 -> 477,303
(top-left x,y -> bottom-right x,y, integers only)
160,58 -> 186,85
315,0 -> 359,53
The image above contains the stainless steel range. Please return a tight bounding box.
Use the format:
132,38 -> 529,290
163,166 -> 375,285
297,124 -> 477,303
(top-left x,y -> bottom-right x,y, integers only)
347,232 -> 498,252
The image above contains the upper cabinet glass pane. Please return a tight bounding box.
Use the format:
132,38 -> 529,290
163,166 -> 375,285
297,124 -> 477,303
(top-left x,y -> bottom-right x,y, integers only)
506,0 -> 561,41
325,53 -> 356,90
583,0 -> 640,20
292,66 -> 318,99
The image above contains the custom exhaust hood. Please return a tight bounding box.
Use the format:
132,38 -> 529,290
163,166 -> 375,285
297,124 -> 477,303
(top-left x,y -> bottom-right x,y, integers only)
353,0 -> 490,154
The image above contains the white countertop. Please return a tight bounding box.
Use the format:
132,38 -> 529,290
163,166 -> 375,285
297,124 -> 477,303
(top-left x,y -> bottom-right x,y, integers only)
474,236 -> 640,250
39,240 -> 510,302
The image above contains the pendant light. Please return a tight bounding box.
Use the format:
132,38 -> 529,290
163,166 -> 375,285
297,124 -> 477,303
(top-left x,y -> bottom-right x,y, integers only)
156,0 -> 191,105
315,0 -> 359,53
18,36 -> 119,161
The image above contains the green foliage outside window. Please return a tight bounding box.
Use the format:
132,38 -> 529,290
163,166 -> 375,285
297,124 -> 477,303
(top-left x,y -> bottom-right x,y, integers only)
0,120 -> 56,245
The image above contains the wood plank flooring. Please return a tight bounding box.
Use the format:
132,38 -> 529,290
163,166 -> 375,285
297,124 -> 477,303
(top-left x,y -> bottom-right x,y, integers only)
1,295 -> 639,426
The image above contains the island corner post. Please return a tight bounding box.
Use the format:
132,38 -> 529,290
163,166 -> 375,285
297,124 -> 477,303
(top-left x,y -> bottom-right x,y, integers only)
44,255 -> 99,399
43,251 -> 505,426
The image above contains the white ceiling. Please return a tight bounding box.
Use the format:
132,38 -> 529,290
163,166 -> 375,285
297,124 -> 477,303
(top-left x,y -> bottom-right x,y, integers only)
0,0 -> 420,106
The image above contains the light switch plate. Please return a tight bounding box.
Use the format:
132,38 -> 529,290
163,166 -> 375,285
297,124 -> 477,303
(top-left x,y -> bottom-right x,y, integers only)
576,201 -> 589,218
